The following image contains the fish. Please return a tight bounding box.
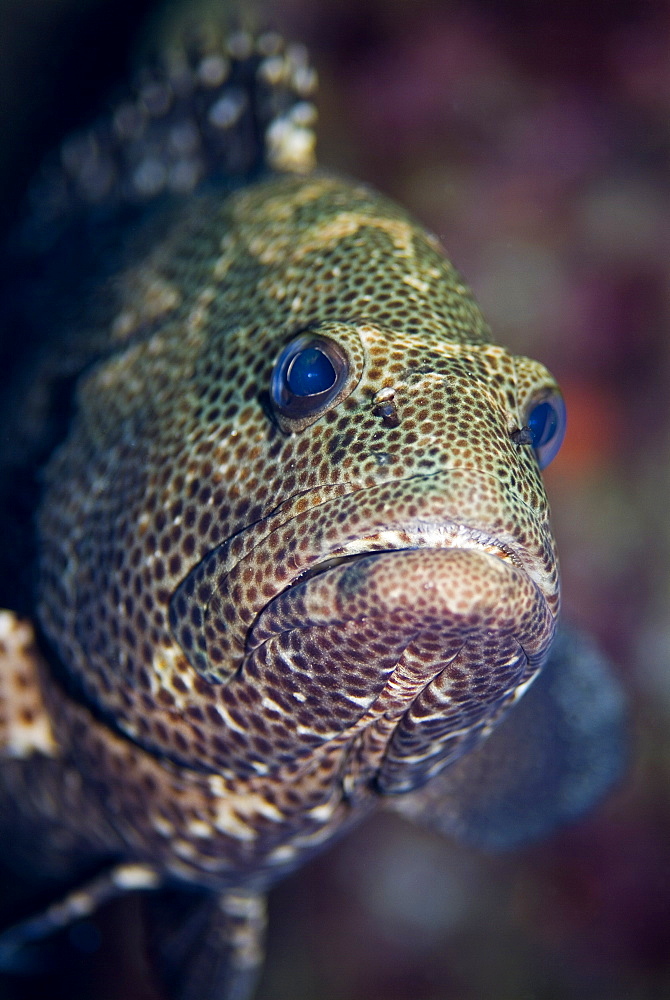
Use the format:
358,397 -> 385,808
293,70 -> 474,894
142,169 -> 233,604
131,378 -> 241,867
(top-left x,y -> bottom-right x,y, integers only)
0,18 -> 626,1000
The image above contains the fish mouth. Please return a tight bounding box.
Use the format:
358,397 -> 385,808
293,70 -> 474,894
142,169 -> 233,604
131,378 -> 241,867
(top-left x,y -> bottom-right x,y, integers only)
170,468 -> 558,669
285,521 -> 522,590
169,466 -> 558,674
168,470 -> 559,789
243,540 -> 555,793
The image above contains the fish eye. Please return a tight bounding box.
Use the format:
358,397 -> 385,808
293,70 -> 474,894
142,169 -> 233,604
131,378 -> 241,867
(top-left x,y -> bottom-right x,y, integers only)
271,334 -> 350,421
288,346 -> 336,395
526,392 -> 567,469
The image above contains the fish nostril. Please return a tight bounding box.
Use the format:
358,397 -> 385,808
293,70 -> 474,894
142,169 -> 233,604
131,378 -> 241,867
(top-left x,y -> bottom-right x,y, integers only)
511,426 -> 533,446
373,400 -> 401,427
372,387 -> 401,427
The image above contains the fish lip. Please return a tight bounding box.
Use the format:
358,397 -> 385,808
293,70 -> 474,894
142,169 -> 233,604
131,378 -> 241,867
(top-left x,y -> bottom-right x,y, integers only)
244,521 -> 538,658
219,468 -> 552,590
233,466 -> 558,611
285,520 -> 523,591
168,467 -> 557,681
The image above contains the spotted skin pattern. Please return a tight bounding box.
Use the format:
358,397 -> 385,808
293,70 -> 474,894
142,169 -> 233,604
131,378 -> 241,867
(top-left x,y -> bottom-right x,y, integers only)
0,31 -> 625,1000
35,171 -> 561,822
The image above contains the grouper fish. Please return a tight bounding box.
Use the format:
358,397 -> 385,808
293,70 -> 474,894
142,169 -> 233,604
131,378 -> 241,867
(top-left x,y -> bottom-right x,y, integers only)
0,21 -> 625,1000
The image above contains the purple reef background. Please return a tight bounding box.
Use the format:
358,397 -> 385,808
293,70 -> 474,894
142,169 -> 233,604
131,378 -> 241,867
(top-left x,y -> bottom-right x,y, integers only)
1,1 -> 670,998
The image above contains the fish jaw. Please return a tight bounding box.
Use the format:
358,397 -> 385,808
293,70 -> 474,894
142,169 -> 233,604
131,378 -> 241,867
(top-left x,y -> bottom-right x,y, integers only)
171,465 -> 558,677
161,466 -> 559,786
247,545 -> 555,795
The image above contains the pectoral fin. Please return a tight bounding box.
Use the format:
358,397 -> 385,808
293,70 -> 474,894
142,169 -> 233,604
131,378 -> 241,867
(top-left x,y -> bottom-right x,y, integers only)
145,888 -> 267,1000
387,626 -> 627,850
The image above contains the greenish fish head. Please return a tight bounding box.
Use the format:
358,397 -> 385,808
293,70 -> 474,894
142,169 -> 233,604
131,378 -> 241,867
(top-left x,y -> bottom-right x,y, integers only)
38,173 -> 566,795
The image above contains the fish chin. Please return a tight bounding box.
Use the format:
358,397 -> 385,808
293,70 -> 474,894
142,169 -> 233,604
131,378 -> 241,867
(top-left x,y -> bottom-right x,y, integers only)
245,545 -> 556,793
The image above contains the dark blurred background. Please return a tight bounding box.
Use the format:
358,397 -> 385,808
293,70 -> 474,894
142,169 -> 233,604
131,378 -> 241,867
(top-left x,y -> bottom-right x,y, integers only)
1,1 -> 670,998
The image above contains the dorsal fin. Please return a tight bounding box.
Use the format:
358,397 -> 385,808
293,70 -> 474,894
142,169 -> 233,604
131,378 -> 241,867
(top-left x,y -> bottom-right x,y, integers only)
19,26 -> 317,255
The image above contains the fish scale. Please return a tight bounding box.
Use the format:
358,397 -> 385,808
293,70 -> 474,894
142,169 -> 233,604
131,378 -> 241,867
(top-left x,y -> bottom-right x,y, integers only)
0,18 -> 625,1000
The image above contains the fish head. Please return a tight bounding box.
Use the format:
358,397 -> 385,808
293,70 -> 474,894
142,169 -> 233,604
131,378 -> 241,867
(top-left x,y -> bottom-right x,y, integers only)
39,175 -> 566,795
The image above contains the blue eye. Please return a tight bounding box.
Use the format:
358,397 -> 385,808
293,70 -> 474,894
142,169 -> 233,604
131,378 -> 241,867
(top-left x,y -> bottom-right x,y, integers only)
271,334 -> 349,424
287,347 -> 337,396
526,393 -> 567,469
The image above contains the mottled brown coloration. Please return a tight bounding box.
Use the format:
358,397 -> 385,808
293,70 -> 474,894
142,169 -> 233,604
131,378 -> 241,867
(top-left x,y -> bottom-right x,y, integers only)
27,170 -> 562,888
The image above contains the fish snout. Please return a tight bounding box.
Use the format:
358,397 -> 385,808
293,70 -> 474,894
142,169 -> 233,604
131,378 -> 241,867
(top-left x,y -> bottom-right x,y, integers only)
169,468 -> 558,686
